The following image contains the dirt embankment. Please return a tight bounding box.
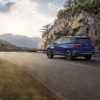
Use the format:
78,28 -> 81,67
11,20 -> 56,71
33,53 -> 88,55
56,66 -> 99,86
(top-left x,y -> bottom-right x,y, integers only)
0,60 -> 60,100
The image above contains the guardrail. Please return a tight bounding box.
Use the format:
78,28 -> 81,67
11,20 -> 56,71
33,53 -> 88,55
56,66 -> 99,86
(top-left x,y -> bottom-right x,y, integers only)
0,48 -> 37,52
36,49 -> 46,51
95,51 -> 100,53
0,48 -> 47,52
0,48 -> 100,54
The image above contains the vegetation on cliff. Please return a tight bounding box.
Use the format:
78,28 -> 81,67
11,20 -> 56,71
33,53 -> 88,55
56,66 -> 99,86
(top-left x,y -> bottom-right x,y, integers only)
58,0 -> 100,18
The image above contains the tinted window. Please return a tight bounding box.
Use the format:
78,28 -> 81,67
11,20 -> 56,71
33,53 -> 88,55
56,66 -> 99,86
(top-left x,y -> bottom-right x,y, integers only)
62,37 -> 74,43
62,37 -> 68,44
55,38 -> 63,44
67,38 -> 72,43
76,38 -> 91,43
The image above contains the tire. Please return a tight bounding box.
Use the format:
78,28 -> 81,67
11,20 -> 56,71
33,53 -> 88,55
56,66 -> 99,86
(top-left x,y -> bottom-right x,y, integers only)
65,50 -> 73,61
84,55 -> 92,60
46,49 -> 54,59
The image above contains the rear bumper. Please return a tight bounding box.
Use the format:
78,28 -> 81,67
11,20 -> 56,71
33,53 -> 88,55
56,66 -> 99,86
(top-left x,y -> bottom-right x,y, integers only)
72,50 -> 95,57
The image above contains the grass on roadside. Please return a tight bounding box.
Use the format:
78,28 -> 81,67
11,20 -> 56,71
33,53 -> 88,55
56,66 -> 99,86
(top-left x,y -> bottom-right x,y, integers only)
0,60 -> 60,100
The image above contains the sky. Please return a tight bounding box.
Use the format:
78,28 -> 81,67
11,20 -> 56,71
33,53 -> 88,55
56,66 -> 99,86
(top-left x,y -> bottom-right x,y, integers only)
0,0 -> 66,37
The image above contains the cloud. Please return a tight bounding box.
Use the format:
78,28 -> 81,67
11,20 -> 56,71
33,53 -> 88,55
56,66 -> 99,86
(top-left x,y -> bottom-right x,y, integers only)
30,0 -> 66,17
0,0 -> 66,37
31,0 -> 65,6
0,0 -> 66,16
0,0 -> 15,13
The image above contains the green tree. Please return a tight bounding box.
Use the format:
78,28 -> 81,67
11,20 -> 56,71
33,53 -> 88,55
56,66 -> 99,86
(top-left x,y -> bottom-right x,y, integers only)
41,24 -> 51,38
64,0 -> 100,15
57,9 -> 65,19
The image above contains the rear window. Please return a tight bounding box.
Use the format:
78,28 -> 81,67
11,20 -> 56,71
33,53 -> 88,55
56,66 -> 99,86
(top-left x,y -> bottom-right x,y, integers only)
76,38 -> 91,43
61,37 -> 75,44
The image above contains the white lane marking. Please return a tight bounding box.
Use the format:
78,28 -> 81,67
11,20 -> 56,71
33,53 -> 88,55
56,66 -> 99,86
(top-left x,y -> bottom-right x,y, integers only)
66,62 -> 100,70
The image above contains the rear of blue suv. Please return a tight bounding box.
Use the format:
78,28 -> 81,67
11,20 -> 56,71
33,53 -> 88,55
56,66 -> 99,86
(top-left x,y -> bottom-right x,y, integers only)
46,36 -> 95,60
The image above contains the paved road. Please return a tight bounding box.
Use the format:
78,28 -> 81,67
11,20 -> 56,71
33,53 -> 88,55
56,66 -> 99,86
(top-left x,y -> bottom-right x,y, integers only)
0,52 -> 100,100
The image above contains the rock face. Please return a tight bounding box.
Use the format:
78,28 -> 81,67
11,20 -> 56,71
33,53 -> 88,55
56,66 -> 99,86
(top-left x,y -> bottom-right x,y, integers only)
40,11 -> 100,51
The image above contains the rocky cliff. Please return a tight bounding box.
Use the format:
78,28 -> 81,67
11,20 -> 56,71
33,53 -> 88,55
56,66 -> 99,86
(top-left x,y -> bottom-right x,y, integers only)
39,0 -> 100,51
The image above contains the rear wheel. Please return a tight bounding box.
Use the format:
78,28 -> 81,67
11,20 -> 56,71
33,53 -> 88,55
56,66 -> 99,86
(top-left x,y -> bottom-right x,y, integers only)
65,50 -> 73,61
84,55 -> 92,60
47,49 -> 54,59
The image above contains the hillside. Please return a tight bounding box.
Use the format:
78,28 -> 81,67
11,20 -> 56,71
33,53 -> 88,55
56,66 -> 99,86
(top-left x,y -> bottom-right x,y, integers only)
40,0 -> 100,50
0,34 -> 41,49
0,39 -> 17,49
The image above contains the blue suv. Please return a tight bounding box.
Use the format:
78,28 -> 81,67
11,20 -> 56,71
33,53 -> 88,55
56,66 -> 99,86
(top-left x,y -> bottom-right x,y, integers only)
46,36 -> 95,60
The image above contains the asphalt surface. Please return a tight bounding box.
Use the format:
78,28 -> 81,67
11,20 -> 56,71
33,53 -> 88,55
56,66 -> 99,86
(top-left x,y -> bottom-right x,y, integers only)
0,52 -> 100,100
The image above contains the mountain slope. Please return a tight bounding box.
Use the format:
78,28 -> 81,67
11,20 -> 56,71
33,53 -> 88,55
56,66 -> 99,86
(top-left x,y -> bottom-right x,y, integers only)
0,39 -> 17,49
0,34 -> 41,49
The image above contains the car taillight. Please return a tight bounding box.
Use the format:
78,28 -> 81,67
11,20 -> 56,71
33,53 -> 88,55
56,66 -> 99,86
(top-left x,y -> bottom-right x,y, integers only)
74,44 -> 81,47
